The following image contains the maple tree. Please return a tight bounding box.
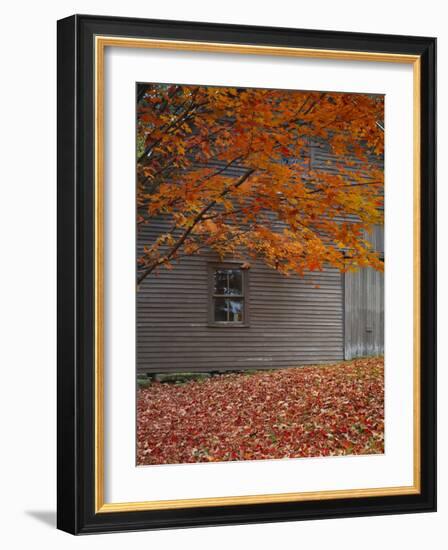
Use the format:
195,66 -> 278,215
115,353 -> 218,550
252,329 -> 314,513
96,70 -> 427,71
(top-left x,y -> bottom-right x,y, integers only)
136,84 -> 384,285
137,357 -> 384,464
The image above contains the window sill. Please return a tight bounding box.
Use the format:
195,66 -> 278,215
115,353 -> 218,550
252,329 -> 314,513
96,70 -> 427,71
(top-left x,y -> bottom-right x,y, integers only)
208,322 -> 250,328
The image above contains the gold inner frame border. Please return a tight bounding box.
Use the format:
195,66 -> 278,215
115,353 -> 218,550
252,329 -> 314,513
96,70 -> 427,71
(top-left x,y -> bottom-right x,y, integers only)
94,35 -> 421,513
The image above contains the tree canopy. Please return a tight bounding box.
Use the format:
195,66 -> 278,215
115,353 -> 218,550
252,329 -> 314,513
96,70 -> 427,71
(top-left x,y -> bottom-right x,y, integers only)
136,84 -> 384,285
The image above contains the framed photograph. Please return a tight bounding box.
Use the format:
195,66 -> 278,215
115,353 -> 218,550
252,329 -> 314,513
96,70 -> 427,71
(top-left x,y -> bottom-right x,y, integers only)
57,14 -> 436,534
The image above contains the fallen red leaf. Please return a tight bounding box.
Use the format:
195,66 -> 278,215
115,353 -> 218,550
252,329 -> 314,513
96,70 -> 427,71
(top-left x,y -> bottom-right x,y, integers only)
137,357 -> 384,465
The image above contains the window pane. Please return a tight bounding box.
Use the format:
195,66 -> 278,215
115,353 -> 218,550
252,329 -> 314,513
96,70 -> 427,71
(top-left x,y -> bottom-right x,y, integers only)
214,268 -> 242,295
214,298 -> 228,322
214,270 -> 228,294
228,299 -> 243,322
228,270 -> 242,295
213,297 -> 244,322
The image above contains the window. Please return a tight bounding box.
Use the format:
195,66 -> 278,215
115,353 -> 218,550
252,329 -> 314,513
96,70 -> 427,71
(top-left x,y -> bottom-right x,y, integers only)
209,265 -> 248,325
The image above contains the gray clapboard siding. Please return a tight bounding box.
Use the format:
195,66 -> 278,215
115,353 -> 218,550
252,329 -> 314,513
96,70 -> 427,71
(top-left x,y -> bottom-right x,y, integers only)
137,221 -> 344,373
136,144 -> 384,373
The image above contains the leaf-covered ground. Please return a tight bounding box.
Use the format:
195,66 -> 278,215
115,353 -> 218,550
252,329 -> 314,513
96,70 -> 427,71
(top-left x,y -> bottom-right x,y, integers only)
137,357 -> 384,465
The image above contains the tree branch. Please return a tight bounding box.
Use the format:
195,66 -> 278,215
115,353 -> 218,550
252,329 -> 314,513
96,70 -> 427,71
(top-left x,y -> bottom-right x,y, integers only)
137,168 -> 255,285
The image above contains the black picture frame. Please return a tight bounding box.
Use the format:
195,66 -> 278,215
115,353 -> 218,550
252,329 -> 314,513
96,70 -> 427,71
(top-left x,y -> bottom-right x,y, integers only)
57,14 -> 436,534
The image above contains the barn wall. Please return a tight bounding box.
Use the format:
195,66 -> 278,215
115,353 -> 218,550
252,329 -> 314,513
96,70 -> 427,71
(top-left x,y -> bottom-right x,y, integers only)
310,144 -> 384,360
137,225 -> 344,373
136,143 -> 384,373
344,267 -> 384,359
344,225 -> 384,359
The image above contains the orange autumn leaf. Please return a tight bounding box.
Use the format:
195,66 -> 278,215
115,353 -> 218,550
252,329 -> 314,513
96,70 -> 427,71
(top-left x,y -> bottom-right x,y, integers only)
136,84 -> 384,283
203,219 -> 218,233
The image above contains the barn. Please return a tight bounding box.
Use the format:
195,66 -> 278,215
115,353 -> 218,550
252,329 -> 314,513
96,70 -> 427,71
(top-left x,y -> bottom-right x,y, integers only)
136,145 -> 384,375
